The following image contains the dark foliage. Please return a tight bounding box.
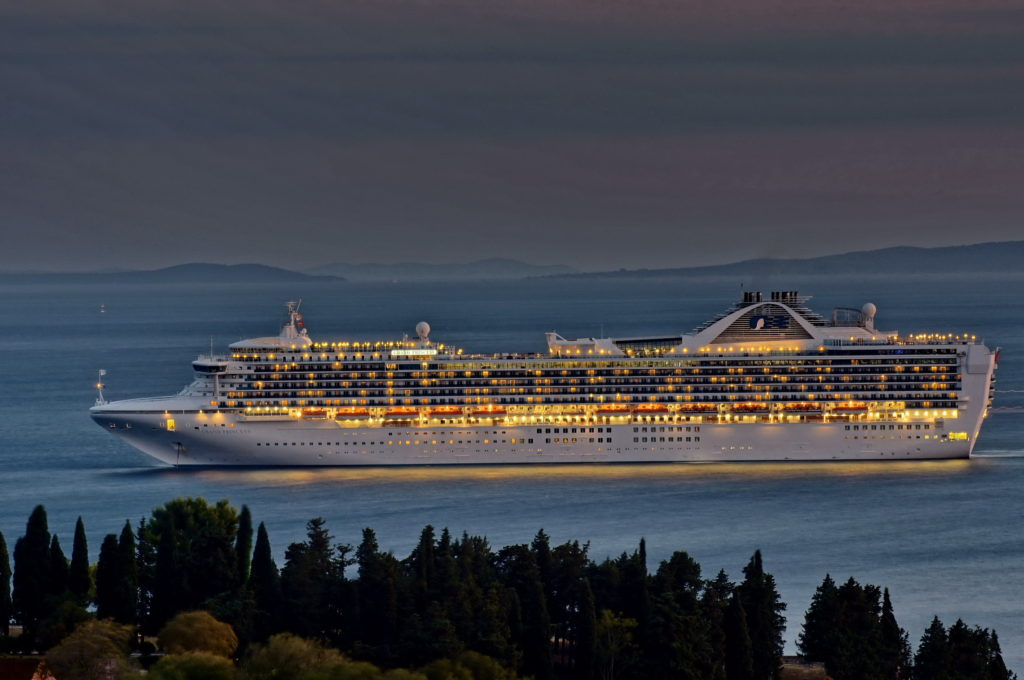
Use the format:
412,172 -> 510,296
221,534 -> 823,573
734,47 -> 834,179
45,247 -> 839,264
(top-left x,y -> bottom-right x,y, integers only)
2,500 -> 1016,680
68,518 -> 91,606
0,531 -> 11,636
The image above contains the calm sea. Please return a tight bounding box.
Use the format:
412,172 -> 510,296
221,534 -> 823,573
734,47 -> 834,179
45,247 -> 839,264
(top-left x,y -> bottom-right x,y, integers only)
0,274 -> 1021,665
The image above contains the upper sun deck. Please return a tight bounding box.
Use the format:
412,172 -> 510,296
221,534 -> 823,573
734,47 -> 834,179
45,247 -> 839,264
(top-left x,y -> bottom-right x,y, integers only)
226,293 -> 982,364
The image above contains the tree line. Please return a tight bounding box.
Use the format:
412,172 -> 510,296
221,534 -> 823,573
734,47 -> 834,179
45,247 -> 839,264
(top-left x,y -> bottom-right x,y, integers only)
0,498 -> 1014,680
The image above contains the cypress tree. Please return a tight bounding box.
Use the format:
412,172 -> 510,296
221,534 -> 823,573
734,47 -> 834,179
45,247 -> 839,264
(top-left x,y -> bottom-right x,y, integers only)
532,529 -> 554,604
236,505 -> 253,587
739,550 -> 786,680
68,517 -> 91,606
574,578 -> 597,680
95,534 -> 121,620
117,521 -> 138,625
879,588 -> 911,680
150,514 -> 182,631
48,535 -> 69,600
249,522 -> 281,641
13,505 -> 51,636
725,595 -> 754,680
0,531 -> 11,636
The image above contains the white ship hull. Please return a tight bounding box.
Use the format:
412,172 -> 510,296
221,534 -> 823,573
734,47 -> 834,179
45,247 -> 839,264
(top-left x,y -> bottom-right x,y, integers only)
91,409 -> 978,466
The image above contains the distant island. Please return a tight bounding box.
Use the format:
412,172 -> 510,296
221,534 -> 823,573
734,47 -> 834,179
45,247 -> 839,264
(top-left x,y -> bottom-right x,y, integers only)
546,240 -> 1024,279
3,240 -> 1021,285
307,257 -> 576,281
0,263 -> 345,284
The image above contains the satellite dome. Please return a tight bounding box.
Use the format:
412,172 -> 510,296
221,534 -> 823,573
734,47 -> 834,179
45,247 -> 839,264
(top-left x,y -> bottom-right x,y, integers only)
415,321 -> 431,340
861,302 -> 877,319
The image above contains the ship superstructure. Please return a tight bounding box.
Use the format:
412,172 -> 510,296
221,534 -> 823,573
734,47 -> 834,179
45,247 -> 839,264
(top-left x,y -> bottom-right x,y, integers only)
90,294 -> 998,466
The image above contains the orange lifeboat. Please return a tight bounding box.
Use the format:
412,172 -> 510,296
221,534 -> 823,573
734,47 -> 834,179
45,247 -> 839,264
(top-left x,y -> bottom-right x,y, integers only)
384,407 -> 420,419
471,406 -> 507,417
335,407 -> 371,419
731,403 -> 770,414
302,408 -> 327,419
832,402 -> 869,413
782,403 -> 822,413
635,403 -> 669,413
595,404 -> 631,414
427,405 -> 463,417
678,403 -> 717,413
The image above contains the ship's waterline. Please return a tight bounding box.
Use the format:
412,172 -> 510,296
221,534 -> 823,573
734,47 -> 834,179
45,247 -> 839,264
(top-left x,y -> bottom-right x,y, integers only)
90,291 -> 997,466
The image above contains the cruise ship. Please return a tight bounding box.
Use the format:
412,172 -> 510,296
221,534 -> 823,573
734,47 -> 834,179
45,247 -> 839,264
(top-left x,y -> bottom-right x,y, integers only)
90,292 -> 998,466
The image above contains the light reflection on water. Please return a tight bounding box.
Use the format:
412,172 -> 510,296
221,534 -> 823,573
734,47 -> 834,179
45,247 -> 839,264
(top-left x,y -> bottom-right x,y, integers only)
150,459 -> 975,487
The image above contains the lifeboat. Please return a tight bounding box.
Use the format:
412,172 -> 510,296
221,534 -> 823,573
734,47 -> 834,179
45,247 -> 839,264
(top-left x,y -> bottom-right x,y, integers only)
384,407 -> 420,419
832,402 -> 869,413
471,406 -> 507,417
635,403 -> 669,413
427,405 -> 463,417
595,404 -> 631,414
301,408 -> 327,419
731,403 -> 770,414
782,403 -> 822,413
678,403 -> 718,413
334,407 -> 371,419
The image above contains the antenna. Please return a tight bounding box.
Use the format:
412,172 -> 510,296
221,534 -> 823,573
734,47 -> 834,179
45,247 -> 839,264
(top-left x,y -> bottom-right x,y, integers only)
95,369 -> 107,406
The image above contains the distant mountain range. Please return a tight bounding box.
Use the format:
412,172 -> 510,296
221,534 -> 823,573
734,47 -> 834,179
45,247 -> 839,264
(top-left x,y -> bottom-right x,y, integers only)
0,263 -> 344,284
307,258 -> 575,281
2,242 -> 1019,284
551,241 -> 1024,279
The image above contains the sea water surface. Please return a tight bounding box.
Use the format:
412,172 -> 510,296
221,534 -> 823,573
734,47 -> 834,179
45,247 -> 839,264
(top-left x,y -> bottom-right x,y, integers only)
0,274 -> 1021,665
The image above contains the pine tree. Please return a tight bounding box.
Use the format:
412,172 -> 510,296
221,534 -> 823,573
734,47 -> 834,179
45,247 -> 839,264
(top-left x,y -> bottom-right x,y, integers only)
986,631 -> 1012,680
0,531 -> 11,636
408,525 -> 436,609
13,505 -> 51,637
48,535 -> 69,600
799,574 -> 838,663
495,543 -> 552,680
249,522 -> 281,641
355,527 -> 399,653
913,617 -> 949,680
281,518 -> 344,640
68,518 -> 91,606
236,505 -> 253,587
739,550 -> 786,680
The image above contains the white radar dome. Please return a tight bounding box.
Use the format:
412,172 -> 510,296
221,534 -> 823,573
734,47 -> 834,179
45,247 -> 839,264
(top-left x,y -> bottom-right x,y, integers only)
861,302 -> 877,319
415,321 -> 431,341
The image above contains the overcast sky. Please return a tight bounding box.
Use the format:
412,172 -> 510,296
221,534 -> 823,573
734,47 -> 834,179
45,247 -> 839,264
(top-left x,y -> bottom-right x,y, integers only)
2,0 -> 1023,272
